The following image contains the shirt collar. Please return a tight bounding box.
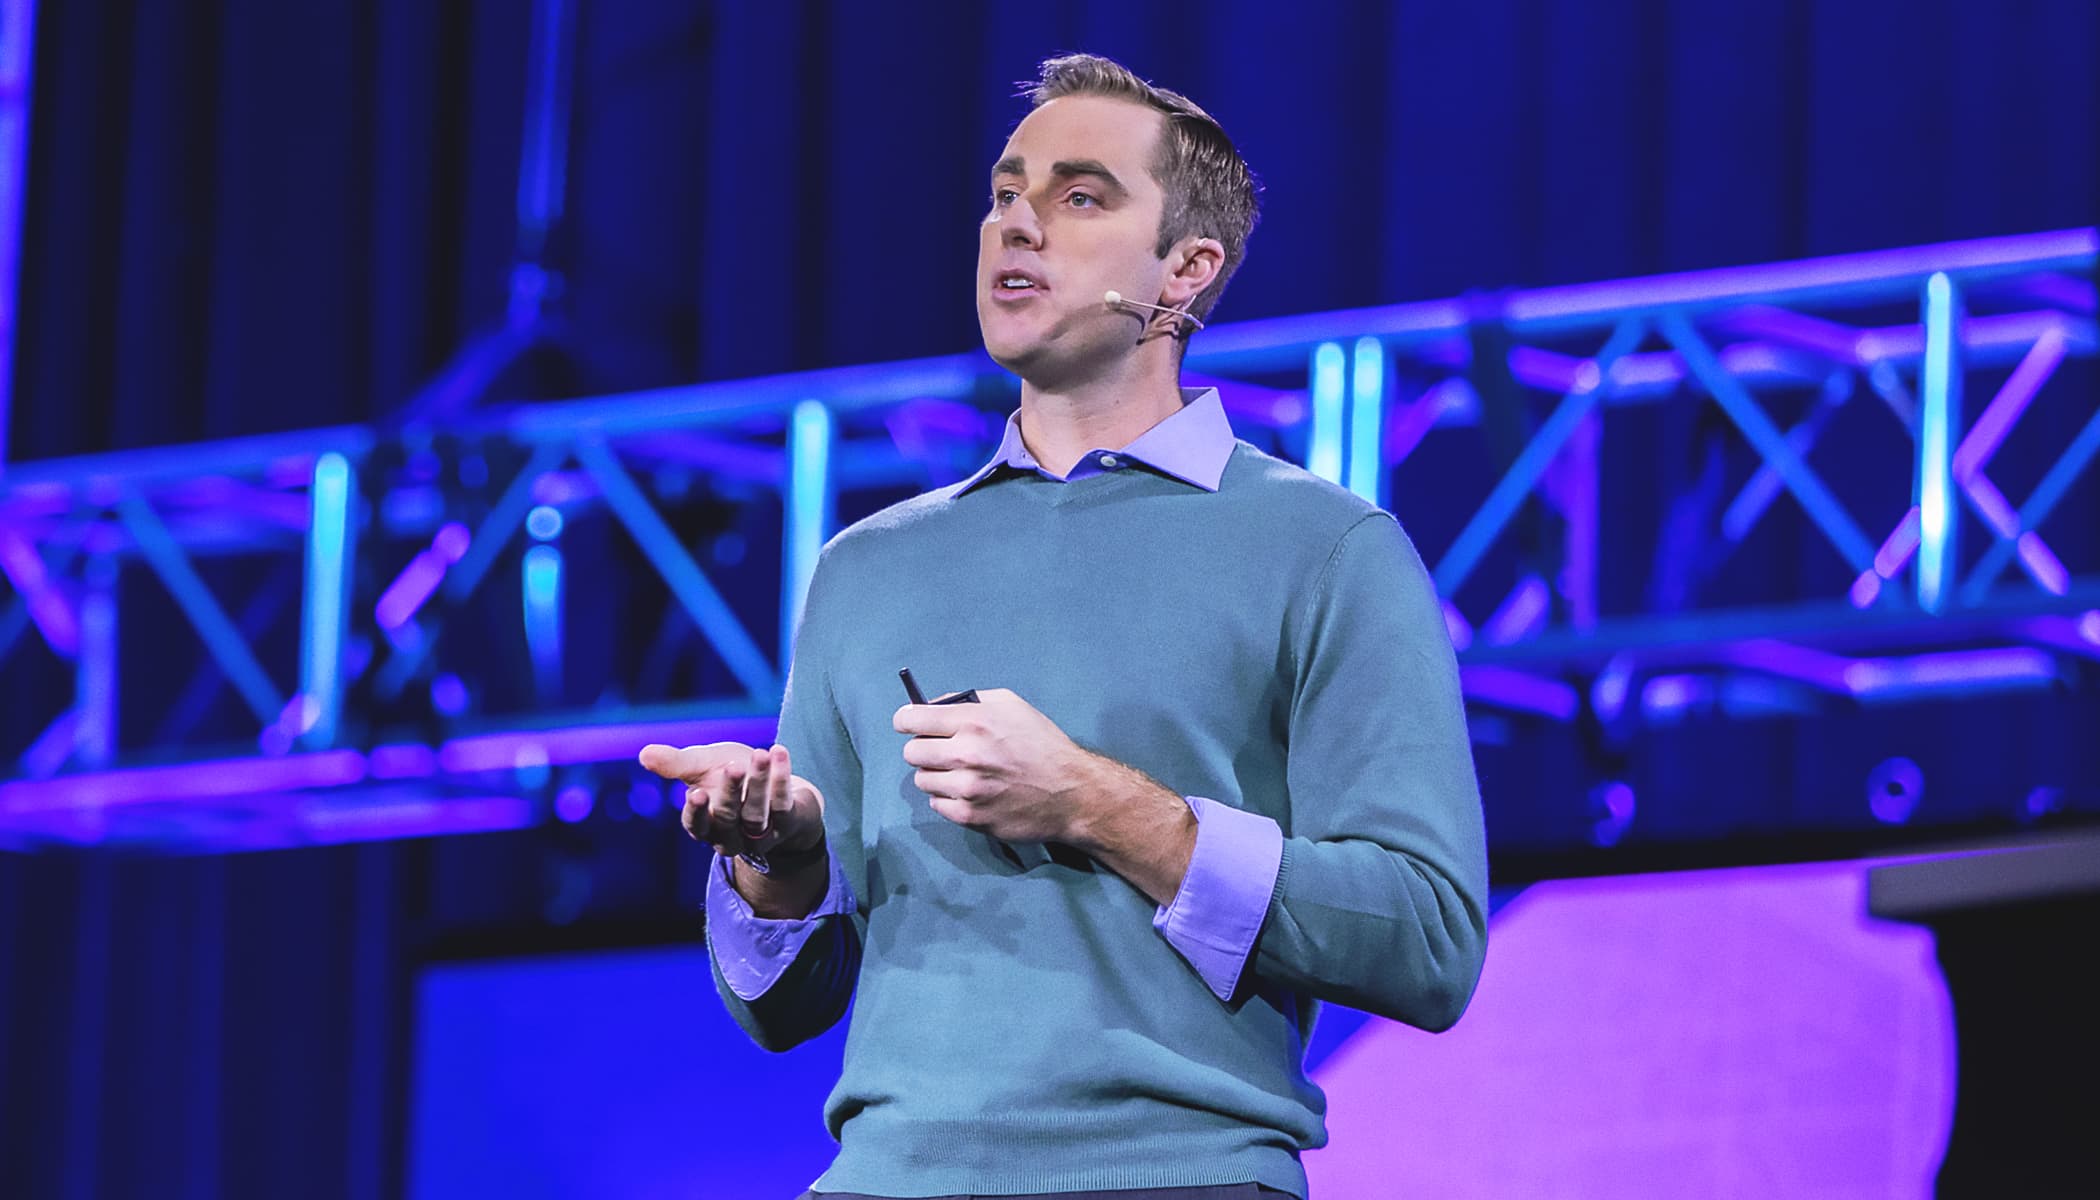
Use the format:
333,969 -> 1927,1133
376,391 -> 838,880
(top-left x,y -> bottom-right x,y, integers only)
954,386 -> 1236,496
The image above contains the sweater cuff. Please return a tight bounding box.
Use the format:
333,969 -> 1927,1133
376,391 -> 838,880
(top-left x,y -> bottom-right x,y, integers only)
704,847 -> 857,1002
1151,795 -> 1284,1002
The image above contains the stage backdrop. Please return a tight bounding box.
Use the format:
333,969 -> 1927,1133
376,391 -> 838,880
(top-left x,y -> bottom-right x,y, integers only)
401,858 -> 1951,1198
15,0 -> 2094,455
3,2 -> 2092,1197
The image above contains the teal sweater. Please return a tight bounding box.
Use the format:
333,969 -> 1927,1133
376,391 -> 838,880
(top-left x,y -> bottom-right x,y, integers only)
711,439 -> 1489,1198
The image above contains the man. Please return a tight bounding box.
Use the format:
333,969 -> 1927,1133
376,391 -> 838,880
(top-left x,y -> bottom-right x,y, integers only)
641,53 -> 1488,1200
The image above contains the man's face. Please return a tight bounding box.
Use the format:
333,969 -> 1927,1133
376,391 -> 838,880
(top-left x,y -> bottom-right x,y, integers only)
977,95 -> 1176,382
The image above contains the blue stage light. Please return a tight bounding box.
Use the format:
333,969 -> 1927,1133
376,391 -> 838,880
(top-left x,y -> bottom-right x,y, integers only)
526,504 -> 565,541
1308,342 -> 1345,484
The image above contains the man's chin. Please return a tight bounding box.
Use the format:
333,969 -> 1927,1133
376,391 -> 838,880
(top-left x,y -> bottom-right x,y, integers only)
980,328 -> 1049,377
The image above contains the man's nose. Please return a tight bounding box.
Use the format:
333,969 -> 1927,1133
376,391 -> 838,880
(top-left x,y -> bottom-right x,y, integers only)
1002,197 -> 1044,248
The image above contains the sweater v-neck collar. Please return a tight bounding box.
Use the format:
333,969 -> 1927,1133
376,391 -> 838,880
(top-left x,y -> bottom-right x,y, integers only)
953,386 -> 1235,497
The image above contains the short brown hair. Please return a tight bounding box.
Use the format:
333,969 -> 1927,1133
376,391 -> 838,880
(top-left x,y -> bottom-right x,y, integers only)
1026,54 -> 1261,334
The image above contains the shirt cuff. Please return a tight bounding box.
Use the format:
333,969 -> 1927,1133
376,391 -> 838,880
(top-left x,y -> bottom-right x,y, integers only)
1151,795 -> 1284,1002
704,847 -> 857,1002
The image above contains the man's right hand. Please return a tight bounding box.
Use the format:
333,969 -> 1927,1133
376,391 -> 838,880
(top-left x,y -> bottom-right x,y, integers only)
638,741 -> 827,862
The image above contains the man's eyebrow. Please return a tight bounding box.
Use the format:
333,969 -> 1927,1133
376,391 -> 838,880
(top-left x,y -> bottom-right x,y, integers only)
1047,159 -> 1129,198
988,156 -> 1130,200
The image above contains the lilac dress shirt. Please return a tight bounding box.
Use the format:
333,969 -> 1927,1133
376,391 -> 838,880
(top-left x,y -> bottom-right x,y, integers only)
707,387 -> 1287,1004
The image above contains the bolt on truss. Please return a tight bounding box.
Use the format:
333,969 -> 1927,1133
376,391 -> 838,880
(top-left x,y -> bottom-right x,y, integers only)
1,228 -> 2095,851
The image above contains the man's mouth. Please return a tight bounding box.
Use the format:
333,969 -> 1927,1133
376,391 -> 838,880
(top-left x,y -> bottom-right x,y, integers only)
993,269 -> 1046,295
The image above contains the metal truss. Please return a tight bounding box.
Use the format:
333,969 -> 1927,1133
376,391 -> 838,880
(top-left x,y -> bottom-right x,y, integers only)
1,228 -> 2095,851
0,0 -> 37,467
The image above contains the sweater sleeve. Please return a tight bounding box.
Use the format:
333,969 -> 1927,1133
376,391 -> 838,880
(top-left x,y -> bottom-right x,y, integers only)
706,543 -> 867,1052
1249,511 -> 1490,1032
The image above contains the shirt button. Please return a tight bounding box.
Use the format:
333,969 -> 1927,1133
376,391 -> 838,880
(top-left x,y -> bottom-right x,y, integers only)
1099,454 -> 1121,469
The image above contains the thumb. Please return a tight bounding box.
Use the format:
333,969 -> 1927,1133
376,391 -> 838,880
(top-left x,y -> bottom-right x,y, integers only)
638,743 -> 724,783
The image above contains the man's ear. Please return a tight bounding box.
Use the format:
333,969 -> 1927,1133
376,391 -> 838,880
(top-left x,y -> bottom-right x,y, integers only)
1161,236 -> 1226,309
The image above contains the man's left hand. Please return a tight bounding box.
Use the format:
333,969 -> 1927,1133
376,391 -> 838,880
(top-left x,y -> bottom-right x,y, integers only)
893,688 -> 1104,843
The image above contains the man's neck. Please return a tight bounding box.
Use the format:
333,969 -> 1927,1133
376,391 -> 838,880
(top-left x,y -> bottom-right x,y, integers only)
1015,347 -> 1186,478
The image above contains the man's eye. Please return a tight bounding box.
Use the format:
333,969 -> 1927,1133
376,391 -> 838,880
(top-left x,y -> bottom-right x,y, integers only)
992,189 -> 1019,206
1068,191 -> 1098,208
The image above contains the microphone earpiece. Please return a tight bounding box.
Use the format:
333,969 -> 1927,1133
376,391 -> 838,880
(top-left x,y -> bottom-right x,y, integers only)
1102,290 -> 1206,332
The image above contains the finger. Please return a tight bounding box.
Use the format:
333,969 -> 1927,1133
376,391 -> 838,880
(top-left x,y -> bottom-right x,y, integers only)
640,743 -> 729,784
681,785 -> 707,841
683,780 -> 718,838
768,746 -> 796,828
893,703 -> 965,737
708,761 -> 748,855
741,746 -> 773,840
899,737 -> 962,770
760,745 -> 792,835
914,767 -> 976,800
927,794 -> 977,828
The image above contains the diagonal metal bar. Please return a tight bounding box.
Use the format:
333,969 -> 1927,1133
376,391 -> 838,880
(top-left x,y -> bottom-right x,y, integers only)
115,491 -> 285,726
1854,329 -> 2074,601
573,439 -> 779,698
1383,379 -> 1464,467
1659,312 -> 1877,574
0,594 -> 28,663
1433,319 -> 1645,597
18,708 -> 79,779
1863,359 -> 1917,431
443,442 -> 570,606
1661,370 -> 1852,613
0,511 -> 92,665
1721,370 -> 1852,547
1960,397 -> 2100,602
150,564 -> 300,749
1954,326 -> 2065,481
0,525 -> 79,655
373,441 -> 569,698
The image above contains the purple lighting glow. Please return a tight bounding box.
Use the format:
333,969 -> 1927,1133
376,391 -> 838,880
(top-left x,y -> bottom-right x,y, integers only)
436,717 -> 779,776
1849,570 -> 1883,608
1952,325 -> 2064,482
1481,575 -> 1549,645
554,785 -> 593,823
1505,228 -> 2093,323
1588,780 -> 1635,847
1640,673 -> 1710,716
0,750 -> 368,815
1720,640 -> 1853,693
1589,656 -> 1634,722
430,673 -> 470,717
1873,508 -> 1921,579
377,551 -> 449,631
1303,860 -> 1953,1195
375,522 -> 473,631
1459,665 -> 1577,721
1719,643 -> 2054,701
1846,647 -> 2057,698
0,526 -> 78,655
1440,601 -> 1473,652
2016,532 -> 2071,595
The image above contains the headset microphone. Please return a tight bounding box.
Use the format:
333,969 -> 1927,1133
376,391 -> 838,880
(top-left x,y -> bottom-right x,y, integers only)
1103,290 -> 1206,331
